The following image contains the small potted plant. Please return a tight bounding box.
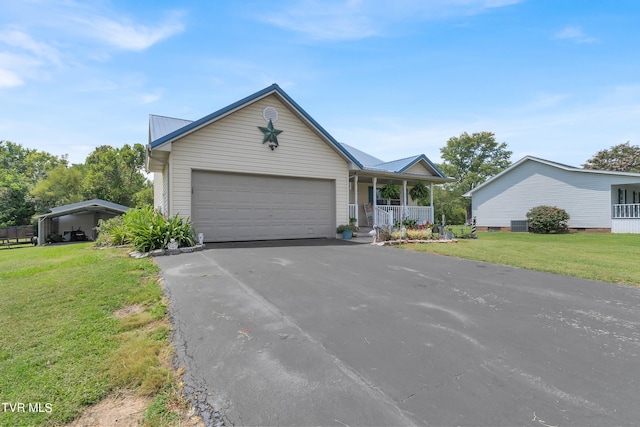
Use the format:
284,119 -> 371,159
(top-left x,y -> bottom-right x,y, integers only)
337,224 -> 357,240
349,217 -> 359,237
444,226 -> 454,240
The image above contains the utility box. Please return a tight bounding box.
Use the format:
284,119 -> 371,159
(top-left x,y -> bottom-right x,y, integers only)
510,220 -> 529,232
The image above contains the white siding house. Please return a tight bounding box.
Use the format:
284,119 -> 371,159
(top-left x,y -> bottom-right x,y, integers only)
146,84 -> 452,242
465,156 -> 640,233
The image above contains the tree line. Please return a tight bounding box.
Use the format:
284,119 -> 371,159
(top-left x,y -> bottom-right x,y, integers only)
2,136 -> 638,227
0,140 -> 152,226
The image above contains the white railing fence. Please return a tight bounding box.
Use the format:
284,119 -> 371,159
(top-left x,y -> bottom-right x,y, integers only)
612,203 -> 640,219
373,205 -> 433,226
374,207 -> 394,229
348,204 -> 357,220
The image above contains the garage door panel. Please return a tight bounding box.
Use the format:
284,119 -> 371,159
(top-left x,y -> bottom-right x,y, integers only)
192,171 -> 334,242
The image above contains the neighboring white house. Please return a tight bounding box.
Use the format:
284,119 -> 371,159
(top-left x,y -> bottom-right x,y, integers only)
146,84 -> 452,242
465,156 -> 640,233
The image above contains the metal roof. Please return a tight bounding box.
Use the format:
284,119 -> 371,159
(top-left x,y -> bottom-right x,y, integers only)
339,146 -> 448,178
149,115 -> 193,141
35,199 -> 129,219
340,143 -> 384,167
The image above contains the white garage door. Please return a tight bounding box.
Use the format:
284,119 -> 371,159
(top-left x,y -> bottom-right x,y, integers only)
192,171 -> 335,242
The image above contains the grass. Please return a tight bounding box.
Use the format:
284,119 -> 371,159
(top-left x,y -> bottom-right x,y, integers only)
0,243 -> 183,426
400,232 -> 640,286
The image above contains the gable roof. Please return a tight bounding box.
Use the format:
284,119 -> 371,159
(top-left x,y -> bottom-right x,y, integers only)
340,144 -> 448,178
147,83 -> 450,180
35,199 -> 129,219
148,83 -> 361,166
465,155 -> 640,197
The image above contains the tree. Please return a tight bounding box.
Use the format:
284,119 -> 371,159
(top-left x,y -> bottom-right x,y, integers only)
31,164 -> 85,211
438,132 -> 512,221
82,144 -> 149,207
583,141 -> 640,172
0,140 -> 66,225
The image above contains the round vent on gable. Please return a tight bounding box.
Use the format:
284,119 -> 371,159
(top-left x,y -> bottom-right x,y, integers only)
262,106 -> 279,123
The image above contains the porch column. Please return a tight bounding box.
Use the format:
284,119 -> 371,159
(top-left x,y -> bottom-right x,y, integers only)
430,183 -> 434,223
372,176 -> 377,225
402,180 -> 407,207
354,174 -> 359,225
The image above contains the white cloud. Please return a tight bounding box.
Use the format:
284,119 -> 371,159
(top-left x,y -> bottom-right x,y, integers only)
139,92 -> 162,104
554,26 -> 597,44
0,52 -> 45,89
260,0 -> 523,40
74,12 -> 185,51
0,30 -> 61,65
0,68 -> 24,88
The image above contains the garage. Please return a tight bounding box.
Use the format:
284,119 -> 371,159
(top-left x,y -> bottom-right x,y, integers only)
192,171 -> 335,242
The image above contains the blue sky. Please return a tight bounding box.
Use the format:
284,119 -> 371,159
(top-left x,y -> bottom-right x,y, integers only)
1,0 -> 639,167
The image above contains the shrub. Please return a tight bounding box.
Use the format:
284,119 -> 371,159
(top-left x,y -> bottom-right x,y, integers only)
95,215 -> 128,246
390,228 -> 433,240
406,228 -> 432,240
395,218 -> 418,229
123,206 -> 195,252
526,205 -> 570,233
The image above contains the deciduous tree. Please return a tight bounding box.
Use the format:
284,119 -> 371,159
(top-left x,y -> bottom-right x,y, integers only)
438,132 -> 512,221
583,141 -> 640,172
0,140 -> 66,225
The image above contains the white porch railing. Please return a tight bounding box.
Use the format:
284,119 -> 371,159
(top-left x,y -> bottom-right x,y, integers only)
348,204 -> 357,220
373,205 -> 433,227
374,207 -> 394,228
612,203 -> 640,218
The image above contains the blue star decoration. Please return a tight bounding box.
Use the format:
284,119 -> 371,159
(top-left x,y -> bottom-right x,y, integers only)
258,119 -> 283,150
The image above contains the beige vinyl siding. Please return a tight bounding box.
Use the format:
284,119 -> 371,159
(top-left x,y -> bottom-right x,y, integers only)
169,94 -> 349,225
403,163 -> 432,176
153,172 -> 163,211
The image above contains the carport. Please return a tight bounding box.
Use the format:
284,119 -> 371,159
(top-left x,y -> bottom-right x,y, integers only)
35,199 -> 129,245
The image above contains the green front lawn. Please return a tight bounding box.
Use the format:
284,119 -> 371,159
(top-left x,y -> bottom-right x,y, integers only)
400,232 -> 640,286
0,243 -> 178,426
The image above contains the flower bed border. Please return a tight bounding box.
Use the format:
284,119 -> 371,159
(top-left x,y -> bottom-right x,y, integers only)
374,239 -> 458,246
129,244 -> 206,258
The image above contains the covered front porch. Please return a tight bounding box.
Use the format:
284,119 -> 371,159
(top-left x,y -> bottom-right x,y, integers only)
612,204 -> 640,233
347,172 -> 446,229
611,184 -> 640,233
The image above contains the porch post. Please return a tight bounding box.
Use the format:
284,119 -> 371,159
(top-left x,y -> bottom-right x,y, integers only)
430,183 -> 434,223
354,174 -> 359,225
372,176 -> 377,225
402,180 -> 407,207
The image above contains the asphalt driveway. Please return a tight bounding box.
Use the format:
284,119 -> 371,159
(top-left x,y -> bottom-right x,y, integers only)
155,240 -> 640,426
